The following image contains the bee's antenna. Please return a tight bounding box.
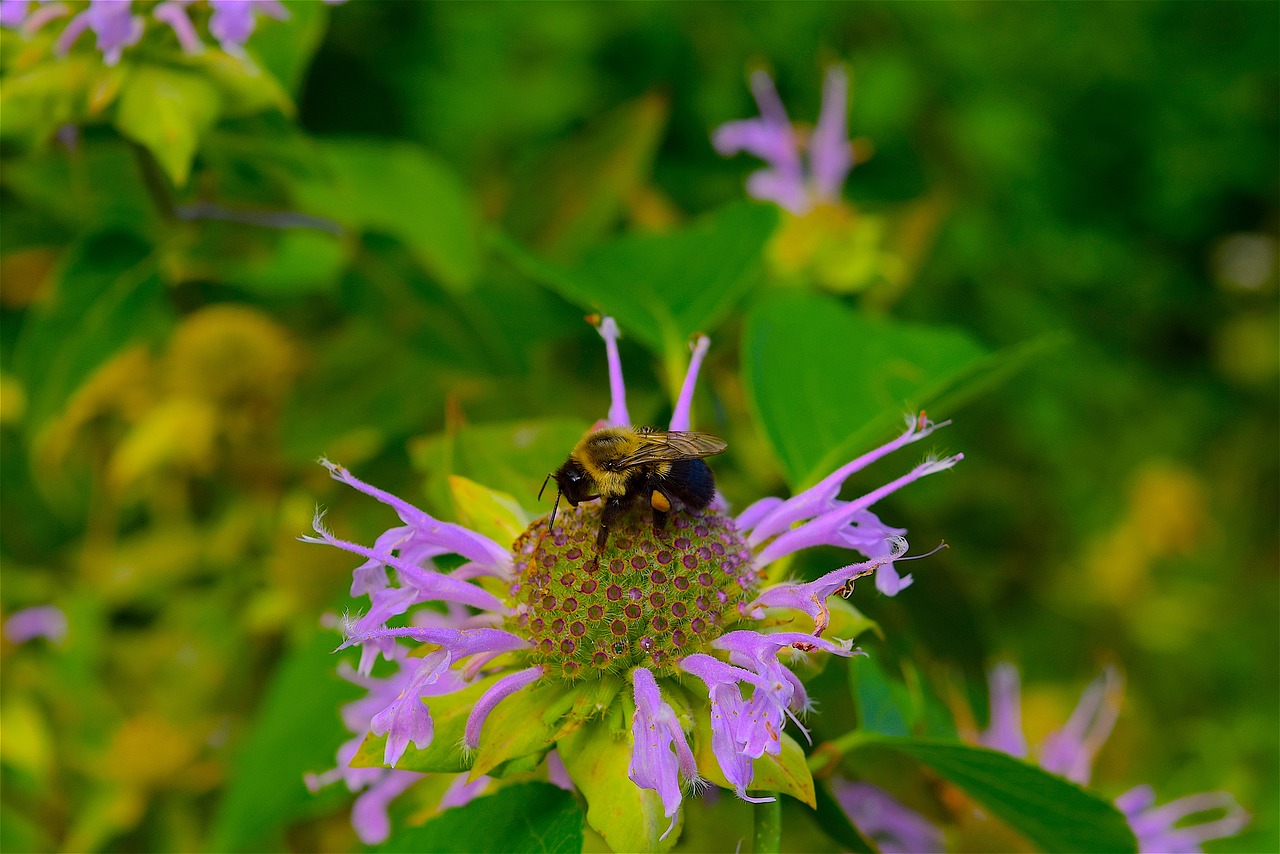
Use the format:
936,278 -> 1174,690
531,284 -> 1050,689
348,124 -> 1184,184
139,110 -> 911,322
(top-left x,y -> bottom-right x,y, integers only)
538,472 -> 552,501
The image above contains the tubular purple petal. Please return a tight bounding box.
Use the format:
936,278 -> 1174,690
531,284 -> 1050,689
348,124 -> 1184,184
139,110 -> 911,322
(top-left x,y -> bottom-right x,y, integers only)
628,667 -> 698,838
54,0 -> 144,64
319,459 -> 510,571
980,663 -> 1029,758
372,651 -> 449,767
735,496 -> 785,533
1118,785 -> 1250,853
4,605 -> 67,644
669,334 -> 710,432
748,538 -> 908,634
680,654 -> 775,802
754,454 -> 962,568
1038,666 -> 1123,785
351,770 -> 422,845
594,316 -> 631,427
808,66 -> 854,202
749,413 -> 949,544
339,626 -> 528,659
0,0 -> 30,27
439,773 -> 492,810
20,2 -> 70,34
463,665 -> 544,749
153,1 -> 202,53
303,514 -> 508,614
831,780 -> 945,854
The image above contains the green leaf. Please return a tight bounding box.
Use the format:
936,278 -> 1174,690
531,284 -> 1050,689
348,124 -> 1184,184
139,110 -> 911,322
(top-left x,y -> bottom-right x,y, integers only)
559,720 -> 679,853
351,674 -> 503,774
470,677 -> 622,779
295,139 -> 480,290
374,782 -> 584,854
448,475 -> 530,550
410,418 -> 591,520
744,290 -> 994,488
114,64 -> 220,187
12,232 -> 169,437
846,736 -> 1138,853
849,653 -> 912,737
495,201 -> 778,361
208,630 -> 360,853
503,92 -> 670,260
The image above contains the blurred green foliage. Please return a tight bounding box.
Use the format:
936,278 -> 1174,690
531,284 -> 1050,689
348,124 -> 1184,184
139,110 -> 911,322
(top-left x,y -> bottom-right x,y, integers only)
1,1 -> 1276,852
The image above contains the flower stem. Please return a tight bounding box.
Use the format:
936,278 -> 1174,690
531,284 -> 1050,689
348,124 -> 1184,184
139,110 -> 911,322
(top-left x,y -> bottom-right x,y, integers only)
753,797 -> 782,853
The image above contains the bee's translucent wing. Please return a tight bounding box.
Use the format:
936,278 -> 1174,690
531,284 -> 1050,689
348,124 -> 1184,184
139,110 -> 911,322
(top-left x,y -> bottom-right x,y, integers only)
613,431 -> 727,467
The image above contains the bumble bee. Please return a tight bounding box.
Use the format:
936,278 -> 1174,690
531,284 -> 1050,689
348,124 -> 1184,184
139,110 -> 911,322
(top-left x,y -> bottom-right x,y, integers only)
540,426 -> 727,551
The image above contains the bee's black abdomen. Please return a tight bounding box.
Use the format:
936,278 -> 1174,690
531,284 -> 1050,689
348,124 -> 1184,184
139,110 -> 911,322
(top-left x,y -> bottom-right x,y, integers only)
664,458 -> 716,509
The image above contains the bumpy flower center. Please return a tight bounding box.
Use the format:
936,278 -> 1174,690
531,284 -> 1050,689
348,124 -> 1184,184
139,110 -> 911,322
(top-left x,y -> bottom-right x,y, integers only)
508,501 -> 757,680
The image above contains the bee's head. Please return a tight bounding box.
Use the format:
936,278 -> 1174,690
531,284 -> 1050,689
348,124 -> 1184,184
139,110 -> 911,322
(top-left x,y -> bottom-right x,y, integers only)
553,458 -> 593,506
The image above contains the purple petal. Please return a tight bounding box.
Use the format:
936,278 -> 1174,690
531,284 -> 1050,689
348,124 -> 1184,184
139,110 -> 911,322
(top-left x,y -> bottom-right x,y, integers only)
338,625 -> 528,659
748,537 -> 909,634
57,0 -> 144,65
594,316 -> 630,427
546,749 -> 574,791
20,2 -> 71,34
754,454 -> 962,569
302,512 -> 508,614
1038,666 -> 1122,785
628,668 -> 699,838
745,167 -> 810,214
439,773 -> 491,810
735,496 -> 785,533
0,0 -> 30,28
749,413 -> 949,544
980,663 -> 1029,759
680,653 -> 773,803
208,0 -> 286,53
351,770 -> 422,845
371,652 -> 449,767
4,605 -> 67,644
668,334 -> 710,433
152,1 -> 202,53
1118,785 -> 1250,853
831,779 -> 945,854
463,665 -> 544,749
808,66 -> 854,202
319,459 -> 510,572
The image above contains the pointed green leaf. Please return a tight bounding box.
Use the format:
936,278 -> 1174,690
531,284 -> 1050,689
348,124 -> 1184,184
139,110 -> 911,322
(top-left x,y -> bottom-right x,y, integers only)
744,290 -> 1013,488
449,475 -> 530,550
114,64 -> 220,186
850,653 -> 912,737
559,720 -> 679,853
375,782 -> 584,854
496,201 -> 778,357
845,736 -> 1138,853
295,139 -> 480,290
208,631 -> 360,853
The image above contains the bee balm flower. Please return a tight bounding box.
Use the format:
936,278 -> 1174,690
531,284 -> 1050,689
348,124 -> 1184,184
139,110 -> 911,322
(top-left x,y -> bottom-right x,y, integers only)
306,317 -> 956,848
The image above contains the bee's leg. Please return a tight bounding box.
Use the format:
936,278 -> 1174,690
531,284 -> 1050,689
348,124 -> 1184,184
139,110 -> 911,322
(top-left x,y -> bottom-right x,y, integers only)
650,489 -> 672,537
596,496 -> 628,552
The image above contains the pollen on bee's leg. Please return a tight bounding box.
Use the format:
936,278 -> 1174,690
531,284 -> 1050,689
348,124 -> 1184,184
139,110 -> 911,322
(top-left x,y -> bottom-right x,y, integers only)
650,491 -> 671,513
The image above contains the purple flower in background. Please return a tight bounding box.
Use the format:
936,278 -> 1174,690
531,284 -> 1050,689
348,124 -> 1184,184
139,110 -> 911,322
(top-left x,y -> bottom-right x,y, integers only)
982,663 -> 1249,853
2,0 -> 330,63
305,316 -> 954,845
4,605 -> 67,644
832,779 -> 945,854
714,67 -> 855,214
207,0 -> 286,56
54,0 -> 143,65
